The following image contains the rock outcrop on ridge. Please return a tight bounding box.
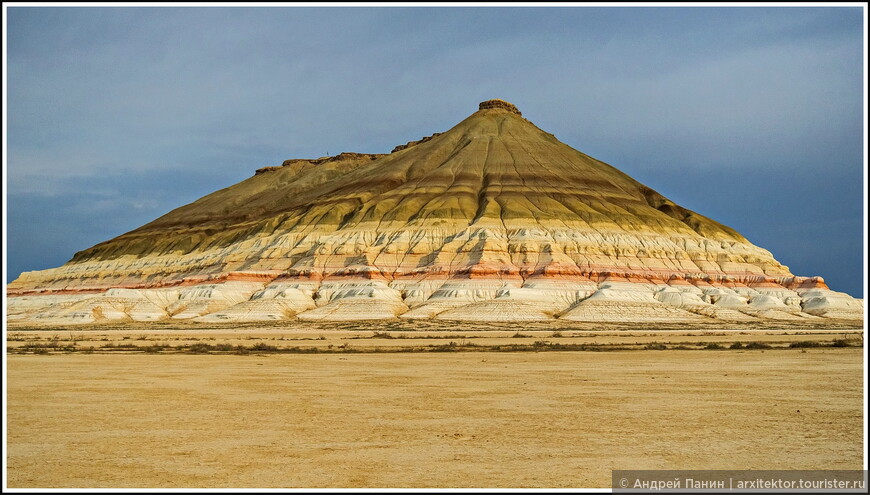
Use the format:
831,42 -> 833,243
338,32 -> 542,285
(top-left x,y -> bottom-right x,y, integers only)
7,99 -> 864,324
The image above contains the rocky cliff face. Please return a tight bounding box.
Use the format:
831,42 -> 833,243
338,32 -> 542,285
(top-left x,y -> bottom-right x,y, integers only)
7,100 -> 863,324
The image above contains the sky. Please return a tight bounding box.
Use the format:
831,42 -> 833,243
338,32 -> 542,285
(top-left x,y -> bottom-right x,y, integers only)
4,5 -> 866,297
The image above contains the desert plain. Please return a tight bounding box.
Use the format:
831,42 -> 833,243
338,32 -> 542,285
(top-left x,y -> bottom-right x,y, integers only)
5,320 -> 865,488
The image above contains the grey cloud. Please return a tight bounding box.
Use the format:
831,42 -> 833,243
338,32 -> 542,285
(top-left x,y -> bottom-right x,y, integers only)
4,6 -> 865,297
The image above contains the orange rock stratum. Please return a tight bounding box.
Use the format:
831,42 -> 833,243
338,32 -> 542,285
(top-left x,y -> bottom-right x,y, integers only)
7,100 -> 863,324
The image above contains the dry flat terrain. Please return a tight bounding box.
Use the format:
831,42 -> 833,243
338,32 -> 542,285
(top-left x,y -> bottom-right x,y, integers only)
5,325 -> 864,488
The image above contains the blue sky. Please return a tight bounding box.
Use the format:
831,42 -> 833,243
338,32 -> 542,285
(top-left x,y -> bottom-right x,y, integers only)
4,5 -> 866,297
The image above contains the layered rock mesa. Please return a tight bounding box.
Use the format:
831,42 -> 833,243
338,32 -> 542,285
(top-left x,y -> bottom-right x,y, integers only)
7,99 -> 863,324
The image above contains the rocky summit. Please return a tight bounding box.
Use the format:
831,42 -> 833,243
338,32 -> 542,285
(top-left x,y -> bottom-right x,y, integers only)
7,100 -> 864,324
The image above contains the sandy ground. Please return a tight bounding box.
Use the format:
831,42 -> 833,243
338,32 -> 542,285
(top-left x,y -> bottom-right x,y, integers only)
6,347 -> 864,488
5,322 -> 864,354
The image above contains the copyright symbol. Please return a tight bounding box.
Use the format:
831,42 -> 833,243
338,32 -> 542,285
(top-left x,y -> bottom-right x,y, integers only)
620,478 -> 629,488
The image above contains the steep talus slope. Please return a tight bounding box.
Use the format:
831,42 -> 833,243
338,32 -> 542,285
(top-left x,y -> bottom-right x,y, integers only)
8,100 -> 862,324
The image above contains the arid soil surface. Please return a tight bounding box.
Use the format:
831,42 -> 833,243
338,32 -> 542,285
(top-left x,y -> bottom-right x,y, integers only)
5,319 -> 865,354
5,323 -> 865,488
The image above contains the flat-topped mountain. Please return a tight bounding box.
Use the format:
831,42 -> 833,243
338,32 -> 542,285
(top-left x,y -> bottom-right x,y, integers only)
7,100 -> 863,324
